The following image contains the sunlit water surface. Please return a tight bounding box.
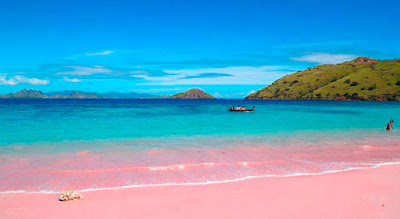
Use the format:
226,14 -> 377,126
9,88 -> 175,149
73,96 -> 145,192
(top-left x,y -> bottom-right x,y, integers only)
1,99 -> 399,192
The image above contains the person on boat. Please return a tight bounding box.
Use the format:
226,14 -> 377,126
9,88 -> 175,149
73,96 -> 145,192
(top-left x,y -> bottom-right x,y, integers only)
386,120 -> 394,131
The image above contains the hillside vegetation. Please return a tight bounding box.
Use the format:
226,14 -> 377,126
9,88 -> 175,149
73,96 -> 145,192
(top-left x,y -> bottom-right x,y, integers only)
246,57 -> 400,101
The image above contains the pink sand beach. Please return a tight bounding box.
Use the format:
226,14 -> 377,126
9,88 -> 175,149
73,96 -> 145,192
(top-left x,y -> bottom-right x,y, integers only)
1,164 -> 399,219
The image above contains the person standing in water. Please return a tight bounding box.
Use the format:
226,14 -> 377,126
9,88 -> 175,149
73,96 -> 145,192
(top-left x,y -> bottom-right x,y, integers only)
386,120 -> 394,131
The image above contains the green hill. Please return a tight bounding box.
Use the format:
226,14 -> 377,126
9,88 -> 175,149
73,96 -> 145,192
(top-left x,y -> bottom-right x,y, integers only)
0,89 -> 156,99
0,89 -> 105,99
246,57 -> 400,101
0,89 -> 48,98
170,88 -> 215,99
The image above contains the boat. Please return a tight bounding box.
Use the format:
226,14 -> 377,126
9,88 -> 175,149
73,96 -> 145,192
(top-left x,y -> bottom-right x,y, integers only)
228,107 -> 256,112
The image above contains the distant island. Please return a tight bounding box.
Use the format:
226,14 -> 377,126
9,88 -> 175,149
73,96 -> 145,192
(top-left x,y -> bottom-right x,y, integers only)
0,88 -> 216,99
0,89 -> 154,99
246,57 -> 400,101
170,88 -> 215,99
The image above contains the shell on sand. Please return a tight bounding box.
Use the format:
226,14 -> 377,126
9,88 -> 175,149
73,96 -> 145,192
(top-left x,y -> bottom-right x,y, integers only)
59,190 -> 84,201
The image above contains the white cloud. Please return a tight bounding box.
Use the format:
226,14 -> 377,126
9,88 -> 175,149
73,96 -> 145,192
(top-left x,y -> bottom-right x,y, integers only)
291,53 -> 357,64
0,76 -> 49,86
56,65 -> 112,76
25,77 -> 49,85
63,77 -> 81,83
136,65 -> 295,85
129,70 -> 150,74
212,92 -> 223,98
0,77 -> 17,85
163,66 -> 286,75
86,50 -> 115,56
246,90 -> 257,96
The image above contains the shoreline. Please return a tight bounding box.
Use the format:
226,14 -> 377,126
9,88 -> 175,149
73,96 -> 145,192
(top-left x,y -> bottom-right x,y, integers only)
2,161 -> 400,195
2,163 -> 400,218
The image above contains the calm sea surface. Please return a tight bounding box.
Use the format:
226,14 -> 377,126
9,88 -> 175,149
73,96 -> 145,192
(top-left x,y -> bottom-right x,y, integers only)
1,99 -> 400,192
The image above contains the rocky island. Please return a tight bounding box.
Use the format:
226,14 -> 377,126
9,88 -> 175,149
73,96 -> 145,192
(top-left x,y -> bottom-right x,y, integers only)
170,88 -> 215,99
0,89 -> 106,99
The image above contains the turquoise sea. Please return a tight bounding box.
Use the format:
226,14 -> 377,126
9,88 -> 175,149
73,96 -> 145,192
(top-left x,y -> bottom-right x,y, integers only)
1,99 -> 400,193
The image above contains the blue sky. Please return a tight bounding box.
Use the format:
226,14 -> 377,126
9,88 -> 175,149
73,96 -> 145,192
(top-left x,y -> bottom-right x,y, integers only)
0,0 -> 399,98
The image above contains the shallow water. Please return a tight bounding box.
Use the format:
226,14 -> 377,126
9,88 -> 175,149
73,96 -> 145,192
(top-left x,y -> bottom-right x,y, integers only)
1,99 -> 400,192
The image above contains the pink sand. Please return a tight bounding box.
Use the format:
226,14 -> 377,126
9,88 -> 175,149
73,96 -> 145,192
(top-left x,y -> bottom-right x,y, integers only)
1,164 -> 400,219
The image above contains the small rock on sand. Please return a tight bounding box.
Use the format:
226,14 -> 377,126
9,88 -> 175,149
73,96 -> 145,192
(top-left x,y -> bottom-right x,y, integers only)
59,190 -> 84,201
